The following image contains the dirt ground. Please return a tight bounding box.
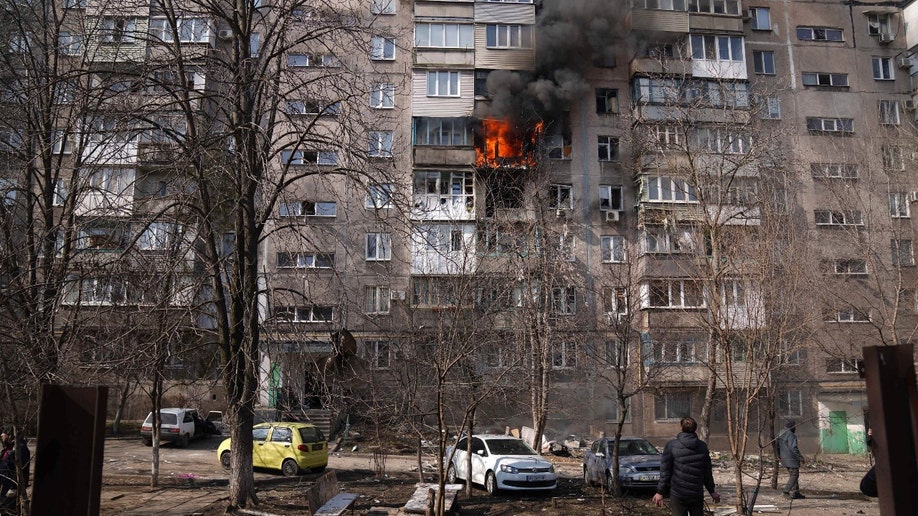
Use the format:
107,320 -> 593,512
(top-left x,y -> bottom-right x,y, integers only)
97,436 -> 880,515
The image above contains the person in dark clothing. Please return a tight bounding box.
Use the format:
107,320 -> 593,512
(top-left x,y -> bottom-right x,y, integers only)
777,419 -> 805,499
0,427 -> 29,502
653,417 -> 721,516
860,428 -> 877,497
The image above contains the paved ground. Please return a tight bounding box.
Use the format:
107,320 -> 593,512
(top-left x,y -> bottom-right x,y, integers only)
97,436 -> 882,515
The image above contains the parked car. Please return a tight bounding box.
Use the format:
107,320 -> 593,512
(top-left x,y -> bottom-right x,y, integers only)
140,408 -> 211,447
445,434 -> 557,495
217,422 -> 328,476
583,436 -> 662,491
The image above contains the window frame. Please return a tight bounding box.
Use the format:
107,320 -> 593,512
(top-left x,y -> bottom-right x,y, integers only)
365,286 -> 391,314
872,56 -> 894,80
485,24 -> 533,49
801,72 -> 848,87
601,235 -> 626,263
749,7 -> 771,30
796,26 -> 844,42
365,232 -> 392,261
595,88 -> 619,114
752,50 -> 775,75
878,100 -> 900,125
426,71 -> 460,97
370,36 -> 396,61
597,135 -> 620,162
370,83 -> 395,109
889,192 -> 911,218
599,185 -> 623,211
366,183 -> 395,209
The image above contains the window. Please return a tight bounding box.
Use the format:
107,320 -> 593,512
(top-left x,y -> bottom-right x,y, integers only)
413,117 -> 473,146
827,358 -> 863,374
52,179 -> 67,206
138,222 -> 179,251
276,252 -> 334,269
802,72 -> 848,87
545,134 -> 571,159
781,341 -> 801,365
778,390 -> 802,417
372,0 -> 396,14
558,233 -> 575,261
415,23 -> 473,48
806,117 -> 853,134
370,83 -> 395,108
605,396 -> 631,423
548,184 -> 572,210
52,129 -> 72,154
688,0 -> 739,14
761,96 -> 781,119
879,100 -> 900,125
366,183 -> 394,209
67,277 -> 128,305
892,239 -> 914,266
365,233 -> 392,261
275,305 -> 333,323
797,27 -> 844,42
601,236 -> 626,263
101,17 -> 136,44
551,286 -> 577,315
599,185 -> 623,211
693,127 -> 750,153
648,280 -> 705,308
8,34 -> 30,54
752,50 -> 775,74
412,276 -> 464,307
427,71 -> 460,97
749,7 -> 771,30
365,341 -> 391,369
286,53 -> 339,68
872,57 -> 894,80
597,136 -> 620,162
643,227 -> 696,254
814,210 -> 864,227
285,100 -> 340,116
365,286 -> 391,314
368,131 -> 394,158
552,342 -> 578,369
77,223 -> 128,250
278,201 -> 337,217
654,391 -> 692,421
654,337 -> 702,364
485,25 -> 533,49
281,149 -> 339,165
149,18 -> 211,44
889,193 -> 911,218
650,125 -> 682,147
867,13 -> 891,36
832,308 -> 871,322
834,259 -> 867,275
811,163 -> 858,179
632,78 -> 750,108
690,34 -> 744,62
606,287 -> 628,315
640,0 -> 686,10
58,32 -> 83,55
64,0 -> 87,8
596,88 -> 619,114
370,36 -> 396,60
644,176 -> 698,202
882,145 -> 904,170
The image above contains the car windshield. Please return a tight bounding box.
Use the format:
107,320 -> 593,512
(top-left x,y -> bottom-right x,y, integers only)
144,412 -> 178,425
485,438 -> 537,456
620,439 -> 659,455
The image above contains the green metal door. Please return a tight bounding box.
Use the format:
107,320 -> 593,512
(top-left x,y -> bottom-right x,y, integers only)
822,411 -> 849,453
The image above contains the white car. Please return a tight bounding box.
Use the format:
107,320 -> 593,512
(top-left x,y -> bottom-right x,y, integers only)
445,434 -> 557,495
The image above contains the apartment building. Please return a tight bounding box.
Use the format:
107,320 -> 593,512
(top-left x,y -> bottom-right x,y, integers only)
1,0 -> 914,452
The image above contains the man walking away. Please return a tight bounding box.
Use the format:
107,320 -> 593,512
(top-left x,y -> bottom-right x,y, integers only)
653,416 -> 721,516
777,419 -> 805,499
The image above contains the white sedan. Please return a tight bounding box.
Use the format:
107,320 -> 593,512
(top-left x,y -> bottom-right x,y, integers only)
445,434 -> 557,495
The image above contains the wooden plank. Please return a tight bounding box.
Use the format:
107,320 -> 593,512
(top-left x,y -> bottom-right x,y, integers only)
314,493 -> 358,516
403,483 -> 462,514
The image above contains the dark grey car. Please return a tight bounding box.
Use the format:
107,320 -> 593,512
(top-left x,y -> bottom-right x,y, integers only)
583,437 -> 661,491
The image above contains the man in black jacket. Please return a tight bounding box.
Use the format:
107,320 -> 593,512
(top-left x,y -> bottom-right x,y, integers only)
653,417 -> 721,516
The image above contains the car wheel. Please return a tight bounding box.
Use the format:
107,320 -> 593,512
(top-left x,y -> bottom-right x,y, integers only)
605,471 -> 616,493
485,471 -> 499,496
142,438 -> 152,447
583,467 -> 592,487
446,465 -> 460,484
281,459 -> 300,477
220,451 -> 231,470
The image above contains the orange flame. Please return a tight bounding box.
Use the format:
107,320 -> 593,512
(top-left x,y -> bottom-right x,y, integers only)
476,119 -> 543,168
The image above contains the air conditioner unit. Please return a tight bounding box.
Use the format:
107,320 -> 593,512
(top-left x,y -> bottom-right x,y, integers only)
605,210 -> 621,222
904,100 -> 917,111
878,32 -> 893,44
390,290 -> 406,301
908,191 -> 918,203
742,9 -> 753,21
898,57 -> 912,69
217,30 -> 233,40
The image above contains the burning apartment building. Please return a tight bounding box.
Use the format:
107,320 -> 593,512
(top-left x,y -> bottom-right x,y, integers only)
2,0 -> 914,454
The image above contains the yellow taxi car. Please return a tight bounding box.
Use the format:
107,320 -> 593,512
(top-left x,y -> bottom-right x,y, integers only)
217,422 -> 328,476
